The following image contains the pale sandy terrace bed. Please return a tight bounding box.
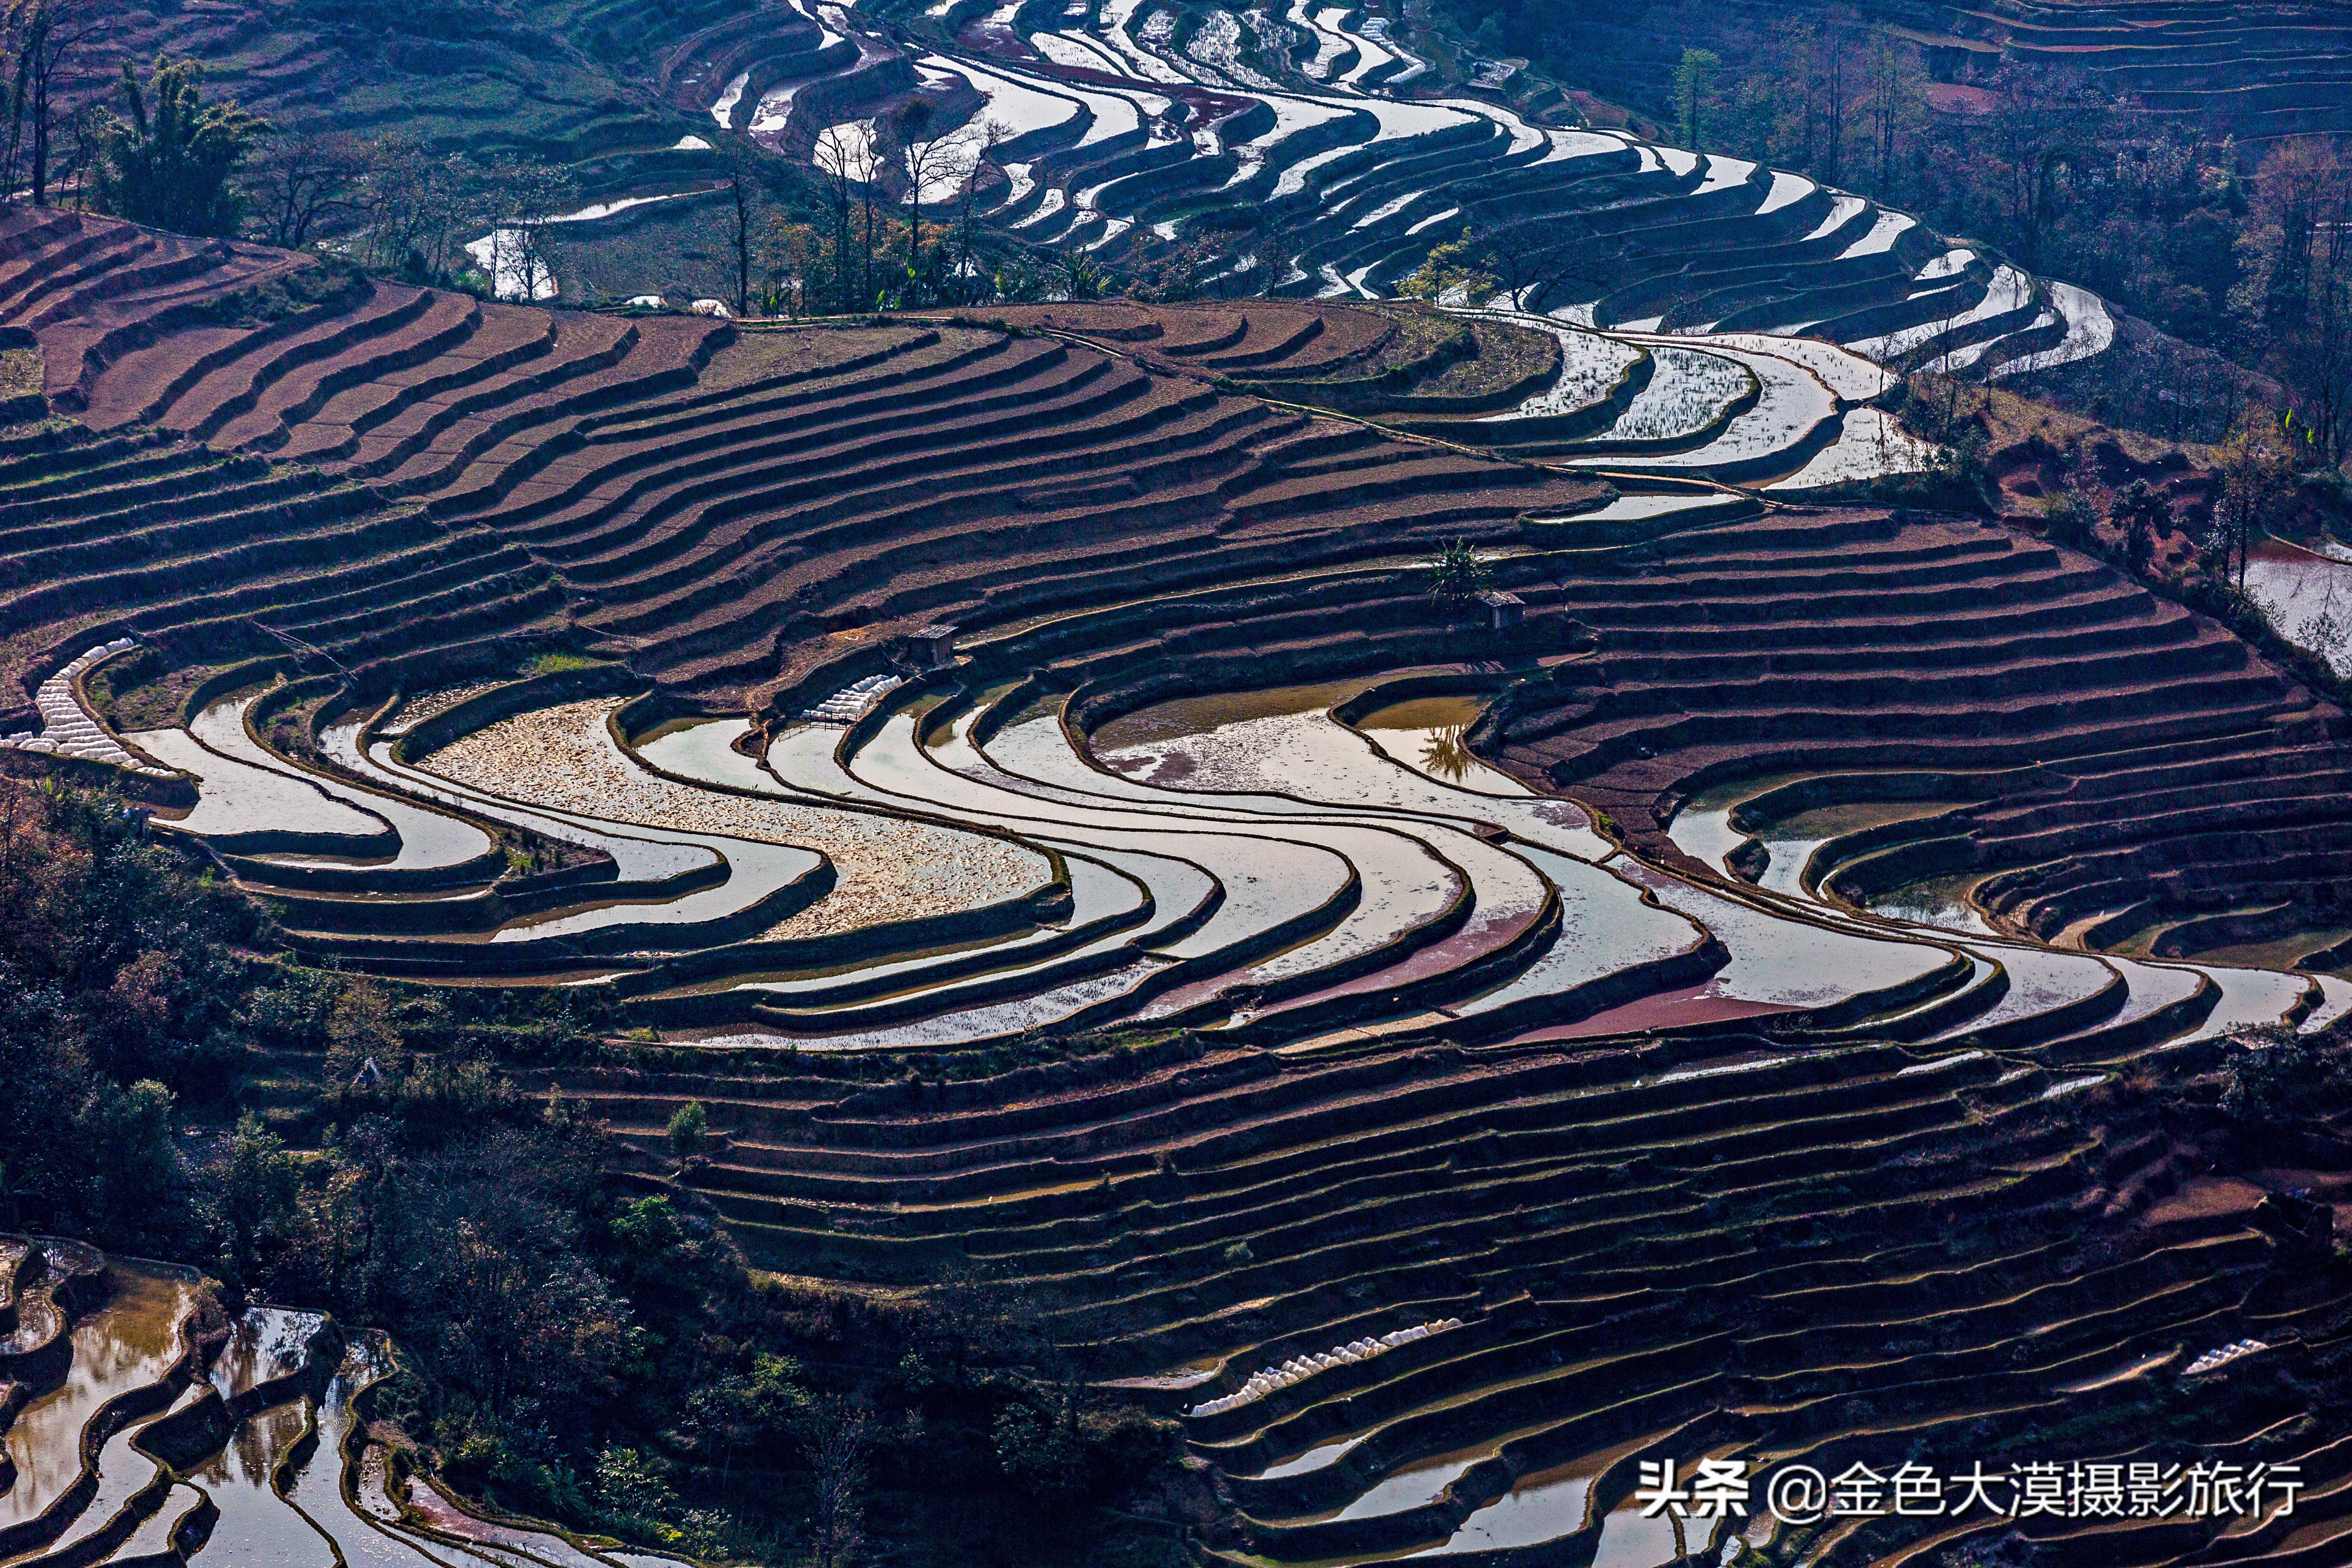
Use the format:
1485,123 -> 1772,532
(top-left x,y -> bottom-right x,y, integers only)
422,700 -> 1055,940
383,684 -> 502,734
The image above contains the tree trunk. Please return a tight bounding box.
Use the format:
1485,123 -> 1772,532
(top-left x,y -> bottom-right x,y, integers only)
731,171 -> 750,316
860,185 -> 876,310
30,72 -> 48,207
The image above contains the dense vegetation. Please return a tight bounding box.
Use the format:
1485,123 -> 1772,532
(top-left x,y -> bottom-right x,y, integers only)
0,775 -> 1194,1567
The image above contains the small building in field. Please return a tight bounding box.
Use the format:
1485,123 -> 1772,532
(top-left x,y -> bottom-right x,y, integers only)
910,623 -> 961,667
1477,590 -> 1524,631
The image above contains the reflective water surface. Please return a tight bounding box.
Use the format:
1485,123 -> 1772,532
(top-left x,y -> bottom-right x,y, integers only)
0,1261 -> 198,1529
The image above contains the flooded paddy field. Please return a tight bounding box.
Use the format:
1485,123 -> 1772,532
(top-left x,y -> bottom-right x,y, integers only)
2,138 -> 2347,1565
0,1247 -> 693,1568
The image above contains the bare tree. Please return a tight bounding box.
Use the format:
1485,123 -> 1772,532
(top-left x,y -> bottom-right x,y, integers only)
1248,211 -> 1301,297
1790,31 -> 1818,169
1983,64 -> 2100,269
947,118 -> 1008,305
53,93 -> 95,209
1477,222 -> 1544,309
2247,139 -> 2335,324
244,126 -> 374,249
1812,10 -> 1857,186
896,107 -> 982,305
355,136 -> 470,282
755,214 -> 826,316
1470,218 -> 1602,311
2212,411 -> 2293,592
474,156 -> 575,301
4,0 -> 102,207
2243,141 -> 2352,463
811,125 -> 858,312
1862,29 -> 1915,195
2283,287 -> 2352,466
892,98 -> 935,236
721,141 -> 754,315
815,120 -> 886,310
1924,288 -> 1981,437
795,1392 -> 875,1568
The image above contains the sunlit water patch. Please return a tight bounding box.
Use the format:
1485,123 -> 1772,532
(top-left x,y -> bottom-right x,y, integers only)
1351,694 -> 1531,797
187,1399 -> 334,1566
1414,1432 -> 1657,1555
1610,856 -> 1951,1011
1084,684 -> 1605,857
133,702 -> 390,846
283,1339 -> 450,1567
0,1260 -> 200,1531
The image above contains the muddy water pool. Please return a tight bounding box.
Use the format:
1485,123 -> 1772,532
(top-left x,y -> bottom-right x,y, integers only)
1049,704 -> 1609,861
21,1382 -> 201,1563
813,712 -> 1351,964
920,715 -> 1468,993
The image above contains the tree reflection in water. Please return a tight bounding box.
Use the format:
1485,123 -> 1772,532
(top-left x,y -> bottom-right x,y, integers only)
1419,725 -> 1477,784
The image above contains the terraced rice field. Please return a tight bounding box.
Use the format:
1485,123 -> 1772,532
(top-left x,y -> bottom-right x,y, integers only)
423,698 -> 1055,941
1489,506 -> 2352,973
59,0 -> 771,298
3,206 -> 2345,1029
1544,0 -> 2352,143
650,0 -> 2119,387
10,211 -> 2352,1566
58,0 -> 2208,375
1902,0 -> 2352,140
0,1242 -> 691,1568
0,208 -> 1603,1000
945,298 -> 1924,481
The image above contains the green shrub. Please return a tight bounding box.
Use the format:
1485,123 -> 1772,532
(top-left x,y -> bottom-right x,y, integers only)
991,1400 -> 1180,1506
1422,538 -> 1492,602
2040,490 -> 2096,550
524,650 -> 602,676
223,1109 -> 297,1288
94,58 -> 267,239
609,1194 -> 686,1256
992,1403 -> 1088,1503
667,1099 -> 708,1159
592,1445 -> 680,1520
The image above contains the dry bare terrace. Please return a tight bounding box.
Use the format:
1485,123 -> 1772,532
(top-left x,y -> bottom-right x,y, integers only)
0,210 -> 1600,717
